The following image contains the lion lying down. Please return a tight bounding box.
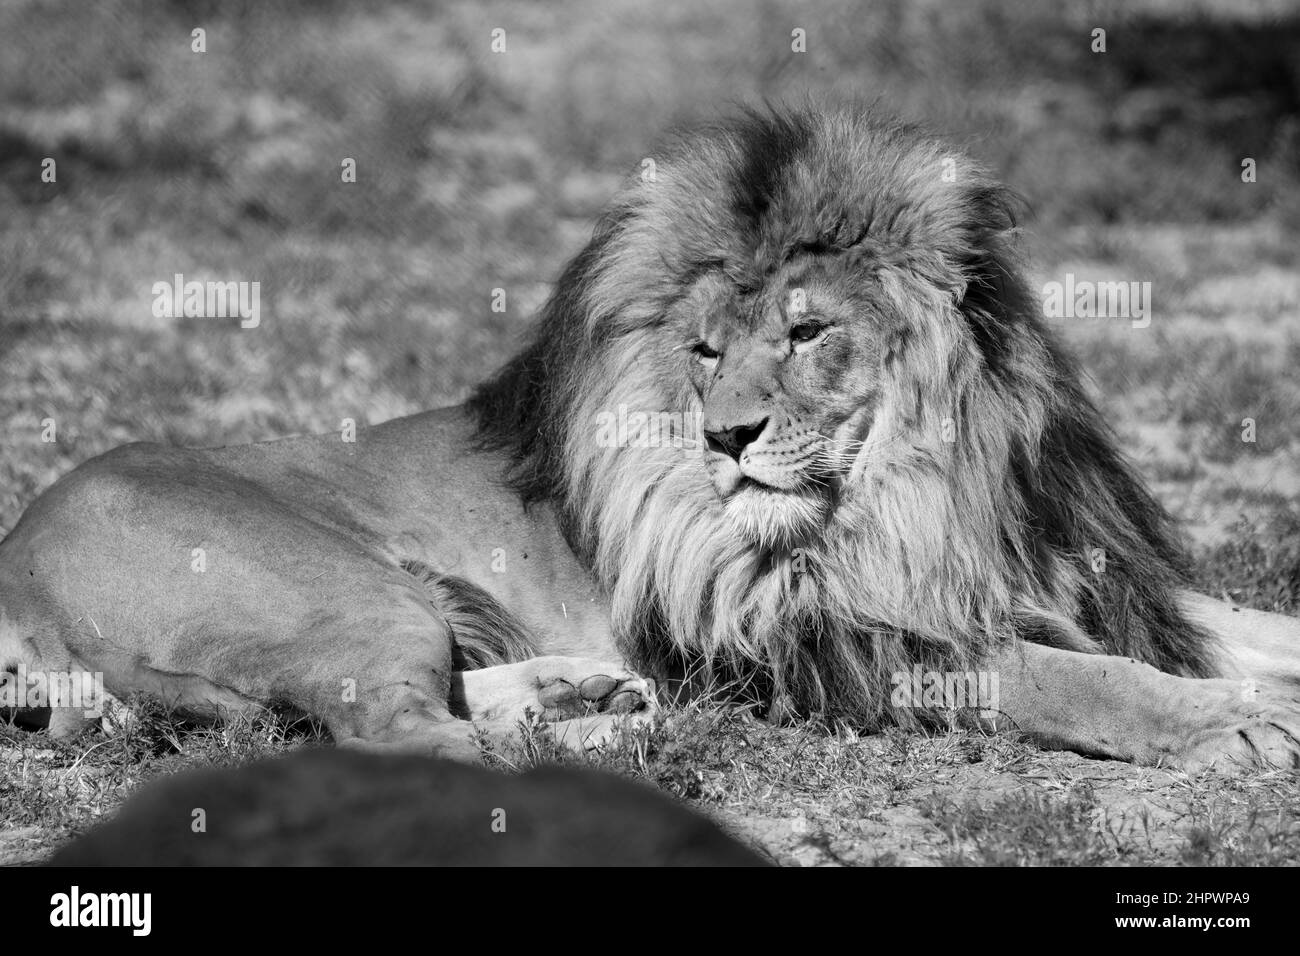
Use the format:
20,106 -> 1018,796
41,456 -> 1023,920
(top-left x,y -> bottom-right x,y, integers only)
2,105 -> 1299,771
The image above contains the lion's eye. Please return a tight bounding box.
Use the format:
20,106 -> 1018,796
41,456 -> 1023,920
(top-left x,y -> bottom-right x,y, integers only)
692,342 -> 721,367
790,322 -> 826,344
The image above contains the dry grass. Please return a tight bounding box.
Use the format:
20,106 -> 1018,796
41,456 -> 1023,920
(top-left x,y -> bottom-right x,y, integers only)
12,693 -> 1297,866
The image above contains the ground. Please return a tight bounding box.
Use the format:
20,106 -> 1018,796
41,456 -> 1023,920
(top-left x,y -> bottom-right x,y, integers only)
1,0 -> 1298,865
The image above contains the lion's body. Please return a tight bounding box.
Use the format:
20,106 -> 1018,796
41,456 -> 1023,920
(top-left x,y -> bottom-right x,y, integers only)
3,105 -> 1299,770
0,408 -> 650,753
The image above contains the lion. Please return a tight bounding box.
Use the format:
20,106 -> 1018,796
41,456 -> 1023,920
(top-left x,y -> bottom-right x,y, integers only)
2,105 -> 1299,771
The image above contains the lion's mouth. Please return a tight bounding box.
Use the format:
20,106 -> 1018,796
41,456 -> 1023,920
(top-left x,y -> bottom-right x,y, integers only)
720,467 -> 828,499
729,476 -> 822,503
714,473 -> 833,548
717,471 -> 790,499
733,475 -> 774,493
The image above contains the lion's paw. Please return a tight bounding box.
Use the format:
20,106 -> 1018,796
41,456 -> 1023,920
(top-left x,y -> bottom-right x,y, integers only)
1171,703 -> 1300,774
458,655 -> 658,725
536,669 -> 654,720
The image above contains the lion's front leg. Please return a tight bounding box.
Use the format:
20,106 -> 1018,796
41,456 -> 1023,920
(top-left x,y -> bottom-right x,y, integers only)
453,657 -> 658,750
987,642 -> 1300,772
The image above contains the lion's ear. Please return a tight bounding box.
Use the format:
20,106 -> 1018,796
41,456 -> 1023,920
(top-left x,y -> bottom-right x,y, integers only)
951,182 -> 1033,356
963,181 -> 1023,234
954,181 -> 1024,276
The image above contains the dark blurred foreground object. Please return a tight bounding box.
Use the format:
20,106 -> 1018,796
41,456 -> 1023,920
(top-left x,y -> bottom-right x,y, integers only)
50,748 -> 767,866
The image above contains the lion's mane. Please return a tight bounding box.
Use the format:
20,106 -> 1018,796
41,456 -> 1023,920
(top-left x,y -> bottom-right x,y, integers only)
470,105 -> 1216,727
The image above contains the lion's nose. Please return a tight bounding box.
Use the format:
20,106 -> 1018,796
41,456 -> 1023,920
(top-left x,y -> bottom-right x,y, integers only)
704,418 -> 768,462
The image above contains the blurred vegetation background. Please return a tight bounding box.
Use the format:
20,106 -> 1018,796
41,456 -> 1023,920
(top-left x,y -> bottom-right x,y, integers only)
1,0 -> 1298,606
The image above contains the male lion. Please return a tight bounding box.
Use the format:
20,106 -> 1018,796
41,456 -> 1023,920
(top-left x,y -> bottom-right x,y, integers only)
2,106 -> 1299,770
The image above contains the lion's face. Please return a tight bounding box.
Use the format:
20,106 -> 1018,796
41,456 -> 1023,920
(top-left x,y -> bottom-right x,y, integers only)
571,109 -> 990,555
674,255 -> 889,547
